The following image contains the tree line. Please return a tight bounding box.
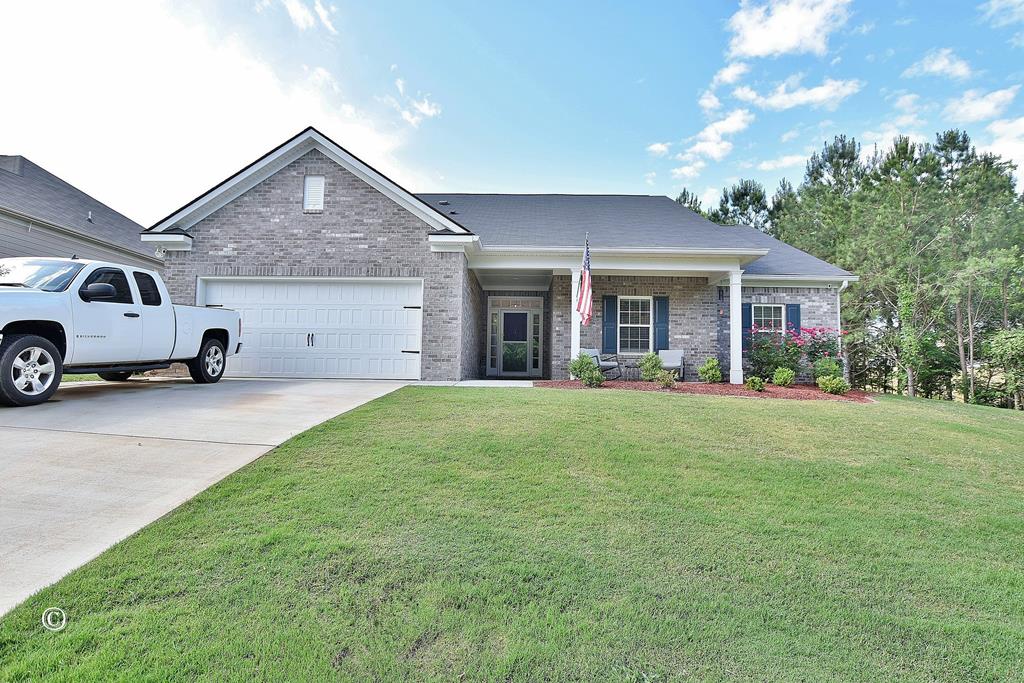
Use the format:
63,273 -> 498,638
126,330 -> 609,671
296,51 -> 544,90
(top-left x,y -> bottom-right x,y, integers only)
678,130 -> 1024,409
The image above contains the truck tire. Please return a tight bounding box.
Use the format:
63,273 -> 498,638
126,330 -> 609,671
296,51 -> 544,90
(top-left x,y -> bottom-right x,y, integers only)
98,371 -> 134,382
0,334 -> 63,407
188,338 -> 226,384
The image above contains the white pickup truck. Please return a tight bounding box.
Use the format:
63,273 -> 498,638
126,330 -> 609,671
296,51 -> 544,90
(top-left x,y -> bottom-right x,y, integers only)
0,257 -> 241,406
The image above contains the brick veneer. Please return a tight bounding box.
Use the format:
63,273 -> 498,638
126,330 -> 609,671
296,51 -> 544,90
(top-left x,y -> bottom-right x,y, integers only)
159,148 -> 474,381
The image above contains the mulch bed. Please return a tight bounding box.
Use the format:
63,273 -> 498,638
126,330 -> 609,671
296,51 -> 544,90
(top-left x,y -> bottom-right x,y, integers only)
534,380 -> 875,403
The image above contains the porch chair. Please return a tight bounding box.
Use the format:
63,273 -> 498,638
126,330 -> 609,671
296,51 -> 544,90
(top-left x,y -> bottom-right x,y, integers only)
658,350 -> 685,381
582,348 -> 622,380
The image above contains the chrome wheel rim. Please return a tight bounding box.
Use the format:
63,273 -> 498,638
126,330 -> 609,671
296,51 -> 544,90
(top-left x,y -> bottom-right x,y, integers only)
12,346 -> 56,396
204,346 -> 224,376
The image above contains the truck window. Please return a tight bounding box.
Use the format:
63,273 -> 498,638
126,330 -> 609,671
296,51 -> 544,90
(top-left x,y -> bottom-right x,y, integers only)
133,272 -> 162,306
80,268 -> 134,304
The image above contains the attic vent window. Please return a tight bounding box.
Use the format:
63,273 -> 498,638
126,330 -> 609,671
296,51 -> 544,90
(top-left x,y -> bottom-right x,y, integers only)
303,175 -> 325,212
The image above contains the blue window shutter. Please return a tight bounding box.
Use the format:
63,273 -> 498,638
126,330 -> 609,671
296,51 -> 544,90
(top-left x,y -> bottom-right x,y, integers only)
786,303 -> 801,335
653,296 -> 669,352
741,303 -> 752,351
602,295 -> 617,354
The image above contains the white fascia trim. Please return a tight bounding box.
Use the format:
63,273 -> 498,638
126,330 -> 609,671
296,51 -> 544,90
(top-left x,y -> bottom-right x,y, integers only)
429,234 -> 480,253
139,232 -> 192,251
741,275 -> 859,287
150,129 -> 470,236
480,245 -> 769,257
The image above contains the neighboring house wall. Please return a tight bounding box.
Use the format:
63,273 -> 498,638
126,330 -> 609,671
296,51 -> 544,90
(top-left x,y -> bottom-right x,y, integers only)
159,148 -> 472,381
0,210 -> 160,269
717,285 -> 840,379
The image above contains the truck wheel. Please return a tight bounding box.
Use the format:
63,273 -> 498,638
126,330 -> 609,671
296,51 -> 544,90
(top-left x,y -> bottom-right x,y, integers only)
188,338 -> 226,384
98,371 -> 134,382
0,334 -> 63,407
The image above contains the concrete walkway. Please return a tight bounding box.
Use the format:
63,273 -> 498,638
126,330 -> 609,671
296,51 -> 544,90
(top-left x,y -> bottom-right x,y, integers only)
0,377 -> 404,615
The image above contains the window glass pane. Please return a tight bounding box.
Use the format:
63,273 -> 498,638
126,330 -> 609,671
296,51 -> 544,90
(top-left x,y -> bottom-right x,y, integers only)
503,312 -> 528,342
133,272 -> 161,306
82,268 -> 133,304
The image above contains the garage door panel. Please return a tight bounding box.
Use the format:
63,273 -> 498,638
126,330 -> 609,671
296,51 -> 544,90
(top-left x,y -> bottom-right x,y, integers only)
204,279 -> 422,379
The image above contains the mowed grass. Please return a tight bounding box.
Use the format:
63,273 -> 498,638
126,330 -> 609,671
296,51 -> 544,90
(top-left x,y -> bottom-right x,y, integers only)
60,374 -> 101,382
2,388 -> 1023,682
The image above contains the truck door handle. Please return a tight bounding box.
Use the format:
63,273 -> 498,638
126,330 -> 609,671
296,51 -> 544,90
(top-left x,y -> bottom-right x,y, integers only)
311,333 -> 315,347
306,333 -> 311,347
124,312 -> 140,318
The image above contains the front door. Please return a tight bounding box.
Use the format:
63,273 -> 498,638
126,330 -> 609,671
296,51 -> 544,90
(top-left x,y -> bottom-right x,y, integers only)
500,311 -> 529,376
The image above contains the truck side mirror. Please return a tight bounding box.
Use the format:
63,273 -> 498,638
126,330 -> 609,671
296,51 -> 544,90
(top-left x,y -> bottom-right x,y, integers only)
80,282 -> 117,301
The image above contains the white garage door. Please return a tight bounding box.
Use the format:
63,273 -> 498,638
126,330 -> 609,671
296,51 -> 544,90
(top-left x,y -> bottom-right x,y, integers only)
203,278 -> 422,379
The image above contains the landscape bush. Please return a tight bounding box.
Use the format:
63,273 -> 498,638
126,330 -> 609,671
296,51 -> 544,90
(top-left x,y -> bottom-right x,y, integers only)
817,375 -> 850,395
813,357 -> 843,381
655,369 -> 676,389
697,358 -> 722,383
568,352 -> 597,379
801,327 -> 841,363
580,368 -> 605,388
772,367 -> 796,387
638,352 -> 663,381
744,376 -> 766,392
749,328 -> 803,379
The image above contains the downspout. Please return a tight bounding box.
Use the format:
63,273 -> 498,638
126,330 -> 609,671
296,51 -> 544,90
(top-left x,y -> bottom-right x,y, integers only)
837,280 -> 849,381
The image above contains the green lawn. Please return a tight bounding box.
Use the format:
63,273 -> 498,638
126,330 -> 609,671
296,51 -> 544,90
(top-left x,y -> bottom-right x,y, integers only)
60,374 -> 102,382
2,388 -> 1023,681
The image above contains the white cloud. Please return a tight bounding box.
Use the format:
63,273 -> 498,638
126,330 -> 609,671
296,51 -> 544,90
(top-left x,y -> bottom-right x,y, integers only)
781,127 -> 801,142
281,0 -> 315,30
395,78 -> 405,96
712,62 -> 749,87
980,0 -> 1024,27
313,0 -> 337,34
683,109 -> 756,161
643,172 -> 657,186
646,142 -> 671,156
944,86 -> 1020,122
700,187 -> 721,208
727,0 -> 851,58
902,48 -> 973,80
399,97 -> 442,128
698,90 -> 721,113
0,1 -> 419,225
733,76 -> 863,110
860,92 -> 929,151
757,154 -> 806,170
671,160 -> 707,179
852,21 -> 875,35
983,116 -> 1024,180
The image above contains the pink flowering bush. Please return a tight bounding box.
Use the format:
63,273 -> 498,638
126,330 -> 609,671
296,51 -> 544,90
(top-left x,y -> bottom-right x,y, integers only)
748,324 -> 844,381
800,326 -> 841,363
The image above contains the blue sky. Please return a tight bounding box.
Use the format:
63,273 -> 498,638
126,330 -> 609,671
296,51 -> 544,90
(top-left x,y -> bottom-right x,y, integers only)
3,1 -> 1024,223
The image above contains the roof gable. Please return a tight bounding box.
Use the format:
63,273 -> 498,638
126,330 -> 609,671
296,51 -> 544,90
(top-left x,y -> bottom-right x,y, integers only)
148,127 -> 471,235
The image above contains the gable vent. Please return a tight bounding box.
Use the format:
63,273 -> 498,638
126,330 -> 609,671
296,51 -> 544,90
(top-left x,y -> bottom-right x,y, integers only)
303,175 -> 325,212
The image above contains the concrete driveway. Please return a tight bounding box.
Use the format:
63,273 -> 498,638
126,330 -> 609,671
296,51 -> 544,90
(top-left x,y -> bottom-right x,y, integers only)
0,377 -> 405,615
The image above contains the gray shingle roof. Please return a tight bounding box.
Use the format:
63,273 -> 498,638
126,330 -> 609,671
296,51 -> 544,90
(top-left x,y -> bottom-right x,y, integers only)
417,193 -> 852,278
0,155 -> 150,259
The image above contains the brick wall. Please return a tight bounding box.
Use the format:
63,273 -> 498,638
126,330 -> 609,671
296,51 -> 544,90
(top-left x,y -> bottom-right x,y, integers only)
160,148 -> 472,381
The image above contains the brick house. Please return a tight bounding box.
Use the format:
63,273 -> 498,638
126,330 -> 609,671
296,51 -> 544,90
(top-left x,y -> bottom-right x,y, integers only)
142,127 -> 855,383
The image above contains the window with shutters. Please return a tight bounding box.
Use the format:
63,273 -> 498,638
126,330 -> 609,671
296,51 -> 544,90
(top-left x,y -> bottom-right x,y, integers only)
752,304 -> 784,335
303,175 -> 325,212
618,296 -> 652,353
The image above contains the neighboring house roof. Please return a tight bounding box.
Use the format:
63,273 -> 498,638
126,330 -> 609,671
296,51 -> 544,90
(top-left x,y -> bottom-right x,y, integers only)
418,193 -> 852,278
0,154 -> 152,260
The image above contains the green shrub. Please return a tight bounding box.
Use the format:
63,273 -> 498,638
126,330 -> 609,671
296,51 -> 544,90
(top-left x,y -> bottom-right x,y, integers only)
817,375 -> 850,395
697,358 -> 722,383
772,367 -> 796,387
744,376 -> 766,392
803,327 -> 841,363
655,369 -> 676,389
568,352 -> 598,379
579,368 -> 605,388
638,352 -> 663,381
749,333 -> 802,379
812,357 -> 842,380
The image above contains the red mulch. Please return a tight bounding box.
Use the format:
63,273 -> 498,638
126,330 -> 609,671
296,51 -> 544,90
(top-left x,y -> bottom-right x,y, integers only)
534,380 -> 874,403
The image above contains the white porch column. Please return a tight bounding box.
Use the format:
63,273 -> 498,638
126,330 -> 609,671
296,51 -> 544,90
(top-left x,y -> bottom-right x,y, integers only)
729,270 -> 744,384
570,268 -> 582,362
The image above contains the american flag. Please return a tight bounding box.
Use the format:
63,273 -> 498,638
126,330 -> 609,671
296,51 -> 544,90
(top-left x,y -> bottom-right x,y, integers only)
576,233 -> 593,326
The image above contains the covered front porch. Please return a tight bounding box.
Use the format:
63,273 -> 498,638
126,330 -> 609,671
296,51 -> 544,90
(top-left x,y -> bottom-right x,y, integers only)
461,256 -> 754,383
